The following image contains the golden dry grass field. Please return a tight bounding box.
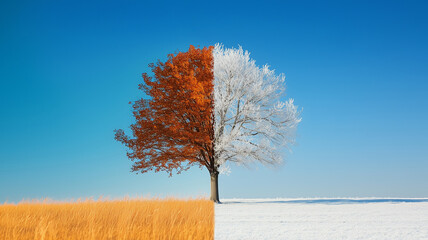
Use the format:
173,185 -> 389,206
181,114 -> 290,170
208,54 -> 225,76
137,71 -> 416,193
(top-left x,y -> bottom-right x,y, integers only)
0,198 -> 214,240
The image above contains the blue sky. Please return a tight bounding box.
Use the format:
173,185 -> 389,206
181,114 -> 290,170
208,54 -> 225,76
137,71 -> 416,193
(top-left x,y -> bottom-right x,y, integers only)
1,0 -> 427,202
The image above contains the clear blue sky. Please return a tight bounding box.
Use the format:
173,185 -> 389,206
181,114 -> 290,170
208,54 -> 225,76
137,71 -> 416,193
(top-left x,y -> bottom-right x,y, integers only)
1,0 -> 427,202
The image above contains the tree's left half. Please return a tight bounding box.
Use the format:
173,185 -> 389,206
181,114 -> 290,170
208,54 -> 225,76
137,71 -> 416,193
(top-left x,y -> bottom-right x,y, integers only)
115,45 -> 216,171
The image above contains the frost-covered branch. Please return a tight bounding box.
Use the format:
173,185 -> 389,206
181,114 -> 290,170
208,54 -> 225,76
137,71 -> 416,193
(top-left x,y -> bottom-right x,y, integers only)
213,44 -> 301,171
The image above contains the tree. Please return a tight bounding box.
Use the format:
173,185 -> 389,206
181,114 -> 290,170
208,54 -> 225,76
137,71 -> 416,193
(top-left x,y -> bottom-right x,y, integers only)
115,44 -> 301,203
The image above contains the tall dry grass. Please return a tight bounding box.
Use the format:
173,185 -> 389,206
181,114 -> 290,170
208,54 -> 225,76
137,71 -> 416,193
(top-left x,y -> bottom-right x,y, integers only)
0,197 -> 214,240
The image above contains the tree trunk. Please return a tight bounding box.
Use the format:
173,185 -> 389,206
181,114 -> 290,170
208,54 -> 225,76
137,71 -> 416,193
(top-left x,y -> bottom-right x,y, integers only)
210,172 -> 220,203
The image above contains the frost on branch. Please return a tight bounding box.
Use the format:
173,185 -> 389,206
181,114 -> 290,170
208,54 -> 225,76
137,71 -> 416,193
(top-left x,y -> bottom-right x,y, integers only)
213,44 -> 301,172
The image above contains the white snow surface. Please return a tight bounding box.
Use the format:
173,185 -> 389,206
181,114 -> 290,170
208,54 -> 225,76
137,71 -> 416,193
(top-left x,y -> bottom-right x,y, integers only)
215,198 -> 428,240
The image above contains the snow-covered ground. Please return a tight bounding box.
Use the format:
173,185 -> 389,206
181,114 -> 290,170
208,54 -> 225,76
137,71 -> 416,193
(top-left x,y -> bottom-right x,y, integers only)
215,198 -> 428,240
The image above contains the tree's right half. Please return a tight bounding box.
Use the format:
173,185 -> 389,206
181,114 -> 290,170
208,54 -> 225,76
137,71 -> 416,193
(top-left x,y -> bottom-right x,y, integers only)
212,44 -> 301,173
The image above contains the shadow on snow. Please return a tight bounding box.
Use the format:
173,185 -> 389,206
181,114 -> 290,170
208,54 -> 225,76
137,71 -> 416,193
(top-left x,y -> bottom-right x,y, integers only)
223,198 -> 428,205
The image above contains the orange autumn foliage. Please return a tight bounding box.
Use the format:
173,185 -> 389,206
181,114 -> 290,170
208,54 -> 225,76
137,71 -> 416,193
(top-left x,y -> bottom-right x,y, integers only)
115,46 -> 215,175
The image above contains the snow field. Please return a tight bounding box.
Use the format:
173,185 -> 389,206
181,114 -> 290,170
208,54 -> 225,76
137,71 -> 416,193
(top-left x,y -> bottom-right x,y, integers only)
215,199 -> 428,240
